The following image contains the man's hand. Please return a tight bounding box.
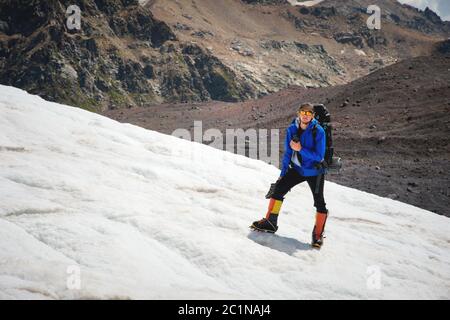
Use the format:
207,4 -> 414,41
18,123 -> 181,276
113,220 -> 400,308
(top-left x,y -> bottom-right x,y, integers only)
290,140 -> 302,152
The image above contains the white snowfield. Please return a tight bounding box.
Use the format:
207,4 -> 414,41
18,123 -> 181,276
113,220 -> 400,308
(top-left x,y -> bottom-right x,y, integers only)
287,0 -> 325,7
0,85 -> 449,300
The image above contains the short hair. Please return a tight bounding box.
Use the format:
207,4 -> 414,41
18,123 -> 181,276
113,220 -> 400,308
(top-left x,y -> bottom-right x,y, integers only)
298,103 -> 314,113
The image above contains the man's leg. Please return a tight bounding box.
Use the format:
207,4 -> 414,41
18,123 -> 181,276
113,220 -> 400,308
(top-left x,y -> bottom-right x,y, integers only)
306,174 -> 328,214
251,168 -> 304,232
267,168 -> 305,225
306,174 -> 328,247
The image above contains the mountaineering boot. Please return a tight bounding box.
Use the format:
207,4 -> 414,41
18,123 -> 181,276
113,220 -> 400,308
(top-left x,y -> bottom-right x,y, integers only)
250,198 -> 283,233
311,212 -> 328,249
250,217 -> 278,233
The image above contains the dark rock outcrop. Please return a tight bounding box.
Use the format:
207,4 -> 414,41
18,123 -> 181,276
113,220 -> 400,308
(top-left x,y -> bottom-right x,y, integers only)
299,6 -> 337,19
108,6 -> 176,47
334,32 -> 364,48
423,7 -> 442,25
159,43 -> 255,102
436,39 -> 450,55
241,0 -> 288,4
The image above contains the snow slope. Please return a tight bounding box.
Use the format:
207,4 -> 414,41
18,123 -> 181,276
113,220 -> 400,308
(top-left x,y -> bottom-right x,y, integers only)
287,0 -> 325,7
0,85 -> 449,299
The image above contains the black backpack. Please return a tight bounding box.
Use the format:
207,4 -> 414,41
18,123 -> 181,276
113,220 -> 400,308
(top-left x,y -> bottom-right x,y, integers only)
312,104 -> 342,174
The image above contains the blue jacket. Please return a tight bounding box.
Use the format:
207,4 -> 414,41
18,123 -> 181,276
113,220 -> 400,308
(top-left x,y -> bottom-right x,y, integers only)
280,118 -> 326,177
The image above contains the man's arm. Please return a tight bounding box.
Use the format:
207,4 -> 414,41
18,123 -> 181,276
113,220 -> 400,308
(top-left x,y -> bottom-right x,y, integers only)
280,128 -> 293,177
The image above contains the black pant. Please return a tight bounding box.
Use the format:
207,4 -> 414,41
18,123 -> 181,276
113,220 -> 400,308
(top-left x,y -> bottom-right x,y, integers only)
272,168 -> 328,213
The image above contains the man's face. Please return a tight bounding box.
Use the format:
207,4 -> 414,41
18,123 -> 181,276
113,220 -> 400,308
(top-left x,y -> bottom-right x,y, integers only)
298,110 -> 314,124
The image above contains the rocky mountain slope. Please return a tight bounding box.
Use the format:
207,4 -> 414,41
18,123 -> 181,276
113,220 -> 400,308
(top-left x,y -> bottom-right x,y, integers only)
105,41 -> 450,216
0,0 -> 257,111
148,0 -> 449,95
0,0 -> 449,111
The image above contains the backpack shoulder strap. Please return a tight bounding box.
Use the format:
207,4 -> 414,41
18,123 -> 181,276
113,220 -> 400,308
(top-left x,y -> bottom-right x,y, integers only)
312,124 -> 317,142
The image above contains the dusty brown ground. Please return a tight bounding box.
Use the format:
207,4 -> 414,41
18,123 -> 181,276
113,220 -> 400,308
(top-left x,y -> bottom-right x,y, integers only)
104,53 -> 450,217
